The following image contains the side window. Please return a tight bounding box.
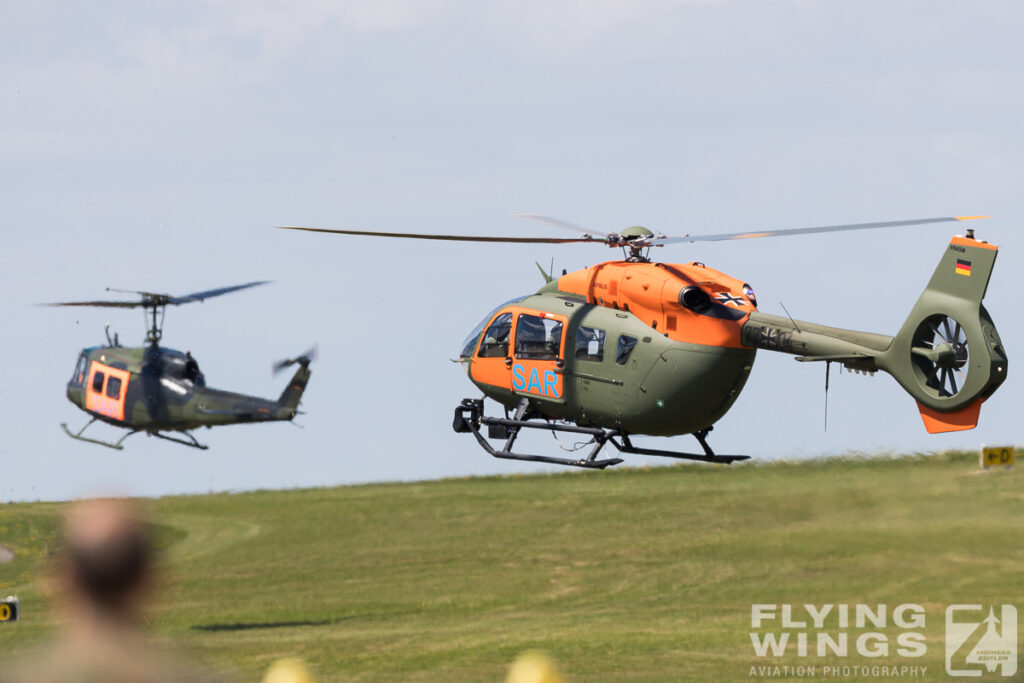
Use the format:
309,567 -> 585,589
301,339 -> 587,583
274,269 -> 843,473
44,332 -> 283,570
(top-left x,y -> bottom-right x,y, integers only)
91,371 -> 105,393
478,312 -> 513,358
575,326 -> 606,361
106,376 -> 123,399
616,335 -> 638,365
515,314 -> 563,360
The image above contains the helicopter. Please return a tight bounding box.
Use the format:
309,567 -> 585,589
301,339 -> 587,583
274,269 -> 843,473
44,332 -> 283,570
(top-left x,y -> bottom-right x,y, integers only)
281,215 -> 1007,469
45,282 -> 315,450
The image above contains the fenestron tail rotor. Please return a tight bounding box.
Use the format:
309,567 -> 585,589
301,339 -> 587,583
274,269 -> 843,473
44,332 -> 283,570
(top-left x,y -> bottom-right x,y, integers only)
42,281 -> 270,346
911,314 -> 970,398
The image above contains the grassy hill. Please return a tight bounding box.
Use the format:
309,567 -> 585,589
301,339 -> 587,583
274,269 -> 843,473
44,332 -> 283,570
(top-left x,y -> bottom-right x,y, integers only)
1,451 -> 1021,681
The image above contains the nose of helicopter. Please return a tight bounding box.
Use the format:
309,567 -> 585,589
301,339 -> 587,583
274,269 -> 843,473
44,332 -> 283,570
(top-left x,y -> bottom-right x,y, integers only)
65,349 -> 89,409
66,383 -> 84,408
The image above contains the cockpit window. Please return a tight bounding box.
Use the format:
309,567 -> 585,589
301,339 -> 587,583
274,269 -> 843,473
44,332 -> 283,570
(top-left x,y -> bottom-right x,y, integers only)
459,296 -> 529,358
70,354 -> 87,386
478,312 -> 513,358
106,376 -> 122,399
91,371 -> 105,393
515,314 -> 563,360
575,326 -> 605,361
616,335 -> 638,365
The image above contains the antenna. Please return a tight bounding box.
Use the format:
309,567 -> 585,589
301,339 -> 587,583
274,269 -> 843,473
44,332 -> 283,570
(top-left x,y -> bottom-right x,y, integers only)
779,302 -> 802,333
824,361 -> 831,433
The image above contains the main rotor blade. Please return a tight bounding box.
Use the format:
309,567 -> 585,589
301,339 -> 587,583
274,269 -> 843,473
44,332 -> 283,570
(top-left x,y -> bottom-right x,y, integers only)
655,216 -> 987,245
41,300 -> 143,308
106,287 -> 165,298
169,280 -> 271,304
513,214 -> 613,238
42,281 -> 270,309
278,226 -> 598,244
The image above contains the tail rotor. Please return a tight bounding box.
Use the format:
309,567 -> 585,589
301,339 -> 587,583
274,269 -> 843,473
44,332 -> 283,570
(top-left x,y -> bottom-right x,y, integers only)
273,345 -> 318,375
910,315 -> 970,398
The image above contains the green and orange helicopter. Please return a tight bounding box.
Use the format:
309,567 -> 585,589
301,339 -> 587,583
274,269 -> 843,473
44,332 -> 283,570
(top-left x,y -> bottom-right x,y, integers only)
46,282 -> 315,450
281,216 -> 1007,469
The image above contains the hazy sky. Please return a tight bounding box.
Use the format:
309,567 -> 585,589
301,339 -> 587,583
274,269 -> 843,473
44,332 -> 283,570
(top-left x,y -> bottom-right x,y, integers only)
3,1 -> 1021,502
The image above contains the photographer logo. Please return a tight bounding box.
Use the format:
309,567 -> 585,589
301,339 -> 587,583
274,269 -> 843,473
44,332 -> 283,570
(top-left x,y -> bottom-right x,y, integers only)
945,605 -> 1017,677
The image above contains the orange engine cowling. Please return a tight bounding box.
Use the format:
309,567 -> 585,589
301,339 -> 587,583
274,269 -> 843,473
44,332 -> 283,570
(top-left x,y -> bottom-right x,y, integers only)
556,261 -> 756,348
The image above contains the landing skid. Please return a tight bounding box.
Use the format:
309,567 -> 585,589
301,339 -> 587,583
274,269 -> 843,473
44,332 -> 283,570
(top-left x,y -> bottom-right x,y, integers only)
146,430 -> 209,450
61,418 -> 208,450
62,419 -> 138,450
452,399 -> 750,470
610,432 -> 749,465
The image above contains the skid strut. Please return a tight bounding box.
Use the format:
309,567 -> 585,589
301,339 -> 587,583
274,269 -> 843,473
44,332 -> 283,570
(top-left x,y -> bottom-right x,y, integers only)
453,399 -> 749,469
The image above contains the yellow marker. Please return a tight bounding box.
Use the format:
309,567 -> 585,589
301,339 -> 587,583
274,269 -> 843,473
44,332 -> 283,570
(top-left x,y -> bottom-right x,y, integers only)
980,445 -> 1014,469
955,216 -> 990,221
263,658 -> 315,683
506,651 -> 565,683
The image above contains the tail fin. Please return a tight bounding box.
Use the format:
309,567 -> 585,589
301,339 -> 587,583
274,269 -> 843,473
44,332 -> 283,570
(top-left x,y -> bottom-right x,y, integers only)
880,234 -> 1008,432
278,363 -> 312,415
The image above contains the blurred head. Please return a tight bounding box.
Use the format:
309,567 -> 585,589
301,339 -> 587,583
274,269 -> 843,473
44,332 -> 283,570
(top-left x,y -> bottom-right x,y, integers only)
61,498 -> 151,618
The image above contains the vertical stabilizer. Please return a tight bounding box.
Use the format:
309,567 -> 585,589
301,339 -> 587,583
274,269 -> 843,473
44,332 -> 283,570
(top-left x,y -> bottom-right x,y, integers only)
278,365 -> 311,415
884,233 -> 1007,431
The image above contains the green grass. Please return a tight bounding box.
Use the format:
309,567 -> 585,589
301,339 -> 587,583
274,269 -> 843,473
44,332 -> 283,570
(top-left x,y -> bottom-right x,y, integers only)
1,451 -> 1021,681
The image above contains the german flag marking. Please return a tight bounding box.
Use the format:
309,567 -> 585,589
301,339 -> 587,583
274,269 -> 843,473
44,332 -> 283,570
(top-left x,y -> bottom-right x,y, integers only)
955,258 -> 972,276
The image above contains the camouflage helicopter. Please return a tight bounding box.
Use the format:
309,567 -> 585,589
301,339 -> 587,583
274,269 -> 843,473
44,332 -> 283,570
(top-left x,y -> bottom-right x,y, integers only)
281,216 -> 1006,469
46,282 -> 314,450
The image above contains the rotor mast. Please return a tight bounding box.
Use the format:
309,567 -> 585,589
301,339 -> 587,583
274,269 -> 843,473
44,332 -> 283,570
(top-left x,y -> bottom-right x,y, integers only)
109,290 -> 175,346
143,298 -> 168,346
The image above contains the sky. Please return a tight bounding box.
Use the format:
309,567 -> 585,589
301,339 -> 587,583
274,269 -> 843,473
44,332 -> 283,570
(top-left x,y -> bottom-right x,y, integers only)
2,1 -> 1021,502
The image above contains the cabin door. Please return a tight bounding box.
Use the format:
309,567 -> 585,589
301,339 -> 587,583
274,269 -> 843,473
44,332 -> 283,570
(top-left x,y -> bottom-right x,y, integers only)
510,310 -> 567,403
85,361 -> 131,422
469,311 -> 515,392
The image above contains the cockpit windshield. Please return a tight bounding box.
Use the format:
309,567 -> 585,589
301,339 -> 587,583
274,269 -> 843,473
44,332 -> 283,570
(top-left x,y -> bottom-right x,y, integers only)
69,352 -> 88,386
459,295 -> 529,358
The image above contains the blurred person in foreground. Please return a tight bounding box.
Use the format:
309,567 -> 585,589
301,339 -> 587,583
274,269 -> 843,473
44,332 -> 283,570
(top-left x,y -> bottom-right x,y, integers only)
2,498 -> 217,683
